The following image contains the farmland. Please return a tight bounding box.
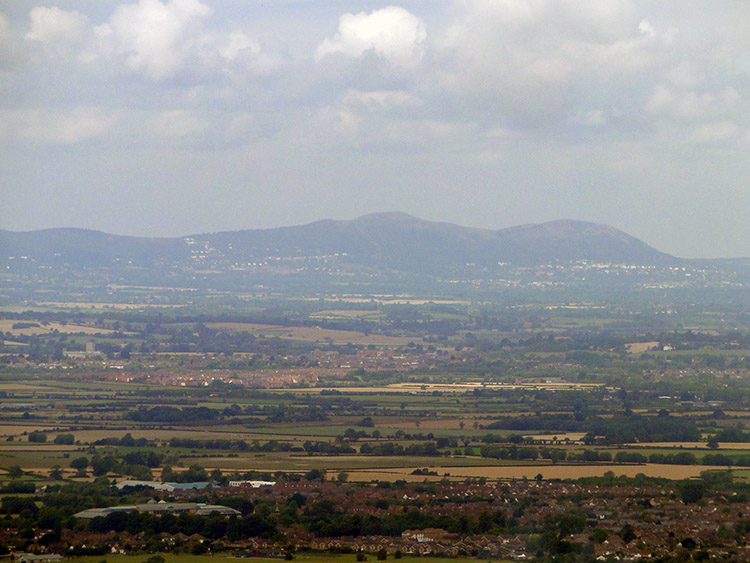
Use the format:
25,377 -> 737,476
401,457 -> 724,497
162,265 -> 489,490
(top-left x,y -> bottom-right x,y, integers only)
3,290 -> 750,561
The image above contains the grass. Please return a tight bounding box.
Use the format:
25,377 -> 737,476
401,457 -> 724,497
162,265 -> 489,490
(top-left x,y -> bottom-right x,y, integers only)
0,449 -> 72,469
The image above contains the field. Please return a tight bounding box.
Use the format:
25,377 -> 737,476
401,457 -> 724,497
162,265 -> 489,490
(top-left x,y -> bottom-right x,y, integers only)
4,293 -> 750,559
625,341 -> 659,353
344,463 -> 726,482
36,302 -> 188,309
624,441 -> 750,450
205,322 -> 418,345
300,296 -> 470,305
0,319 -> 119,336
310,310 -> 382,319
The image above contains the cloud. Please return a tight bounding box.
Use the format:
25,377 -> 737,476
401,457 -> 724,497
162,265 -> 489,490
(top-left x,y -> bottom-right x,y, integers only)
314,89 -> 416,137
51,106 -> 118,143
25,6 -> 89,46
216,31 -> 289,77
687,120 -> 743,146
219,31 -> 259,62
75,0 -> 282,86
341,89 -> 416,112
433,0 -> 673,127
0,106 -> 118,145
95,0 -> 212,82
647,85 -> 742,121
0,11 -> 18,69
316,6 -> 427,69
150,109 -> 207,138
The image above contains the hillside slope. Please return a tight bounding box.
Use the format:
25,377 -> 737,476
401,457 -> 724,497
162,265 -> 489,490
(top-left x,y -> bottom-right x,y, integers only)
0,213 -> 677,274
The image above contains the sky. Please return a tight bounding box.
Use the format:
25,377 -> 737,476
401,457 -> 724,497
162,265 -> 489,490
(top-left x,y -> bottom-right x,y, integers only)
1,0 -> 748,259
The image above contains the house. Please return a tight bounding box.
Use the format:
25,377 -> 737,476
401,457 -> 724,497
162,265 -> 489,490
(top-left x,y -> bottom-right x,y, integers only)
73,501 -> 240,518
114,480 -> 210,491
228,480 -> 276,488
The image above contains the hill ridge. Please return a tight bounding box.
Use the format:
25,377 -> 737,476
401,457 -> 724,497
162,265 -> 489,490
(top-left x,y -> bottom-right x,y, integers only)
0,214 -> 677,273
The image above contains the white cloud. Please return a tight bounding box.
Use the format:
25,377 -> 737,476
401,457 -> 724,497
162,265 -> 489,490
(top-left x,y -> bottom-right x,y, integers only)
25,6 -> 89,45
647,85 -> 743,123
0,106 -> 117,145
0,11 -> 18,69
341,89 -> 416,112
52,106 -> 118,143
645,85 -> 674,114
687,120 -> 742,145
215,30 -> 286,77
219,31 -> 259,62
76,1 -> 279,84
95,0 -> 212,82
316,6 -> 427,69
433,0 -> 673,127
151,109 -> 207,138
575,109 -> 607,126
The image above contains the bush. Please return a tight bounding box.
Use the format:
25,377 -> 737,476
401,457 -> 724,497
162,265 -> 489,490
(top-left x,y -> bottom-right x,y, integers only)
0,481 -> 35,494
70,457 -> 89,470
679,481 -> 705,504
28,431 -> 47,443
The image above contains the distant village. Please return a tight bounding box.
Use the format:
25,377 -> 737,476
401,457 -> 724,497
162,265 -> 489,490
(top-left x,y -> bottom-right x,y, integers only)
8,477 -> 749,561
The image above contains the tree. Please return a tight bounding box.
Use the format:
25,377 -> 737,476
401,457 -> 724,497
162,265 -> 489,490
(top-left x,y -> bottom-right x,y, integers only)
591,528 -> 608,544
70,456 -> 89,470
706,437 -> 719,450
305,469 -> 325,482
180,464 -> 208,482
119,343 -> 132,359
620,524 -> 637,544
161,466 -> 178,482
8,465 -> 23,479
28,431 -> 47,443
679,481 -> 705,504
54,433 -> 75,445
359,416 -> 375,427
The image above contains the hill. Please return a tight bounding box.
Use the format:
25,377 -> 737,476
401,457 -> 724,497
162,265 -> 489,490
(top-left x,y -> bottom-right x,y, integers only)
0,213 -> 676,275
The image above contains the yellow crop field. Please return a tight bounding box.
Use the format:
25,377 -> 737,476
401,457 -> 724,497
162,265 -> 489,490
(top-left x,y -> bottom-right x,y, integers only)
345,463 -> 727,482
0,319 -> 118,336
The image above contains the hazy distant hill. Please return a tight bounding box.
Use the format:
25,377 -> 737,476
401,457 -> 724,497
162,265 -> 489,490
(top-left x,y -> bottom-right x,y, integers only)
198,212 -> 676,270
0,213 -> 677,274
0,228 -> 189,267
